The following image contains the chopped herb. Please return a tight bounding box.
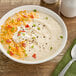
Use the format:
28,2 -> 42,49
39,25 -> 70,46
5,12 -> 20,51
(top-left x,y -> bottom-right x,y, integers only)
11,27 -> 15,32
24,50 -> 26,52
22,33 -> 25,36
18,31 -> 21,34
45,17 -> 48,20
1,40 -> 4,43
31,45 -> 34,48
9,46 -> 11,49
25,53 -> 27,56
7,50 -> 10,54
33,9 -> 37,12
33,24 -> 36,27
50,47 -> 53,50
11,19 -> 14,23
37,27 -> 40,30
60,36 -> 63,39
32,37 -> 36,39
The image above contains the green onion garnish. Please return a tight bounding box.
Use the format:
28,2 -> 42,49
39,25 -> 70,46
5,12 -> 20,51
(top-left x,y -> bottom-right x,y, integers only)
50,47 -> 53,50
9,46 -> 11,49
37,27 -> 40,30
25,53 -> 27,56
32,37 -> 36,39
7,50 -> 10,54
45,17 -> 48,20
33,24 -> 36,27
60,36 -> 63,39
24,50 -> 26,52
22,33 -> 25,36
11,19 -> 14,23
11,27 -> 15,32
33,9 -> 37,12
31,45 -> 34,48
1,40 -> 4,43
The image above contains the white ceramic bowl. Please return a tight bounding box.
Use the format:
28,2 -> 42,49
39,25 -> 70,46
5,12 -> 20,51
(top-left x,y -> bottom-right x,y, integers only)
0,5 -> 67,64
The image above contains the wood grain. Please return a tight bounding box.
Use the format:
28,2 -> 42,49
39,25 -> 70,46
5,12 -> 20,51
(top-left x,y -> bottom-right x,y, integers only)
0,0 -> 76,76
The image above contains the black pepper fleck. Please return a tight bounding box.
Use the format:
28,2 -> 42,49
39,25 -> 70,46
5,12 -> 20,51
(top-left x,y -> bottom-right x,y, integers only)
35,42 -> 38,45
39,46 -> 41,48
32,40 -> 34,43
45,43 -> 47,45
25,39 -> 27,41
43,47 -> 45,49
43,36 -> 45,38
43,25 -> 45,27
49,38 -> 51,39
42,45 -> 44,47
29,50 -> 31,52
22,29 -> 25,31
37,36 -> 39,38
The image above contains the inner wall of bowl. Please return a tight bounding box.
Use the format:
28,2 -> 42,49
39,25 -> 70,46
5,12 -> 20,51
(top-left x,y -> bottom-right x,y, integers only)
0,5 -> 67,64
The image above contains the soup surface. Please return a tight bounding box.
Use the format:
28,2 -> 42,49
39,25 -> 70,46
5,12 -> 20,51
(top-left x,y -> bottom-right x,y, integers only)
0,10 -> 63,61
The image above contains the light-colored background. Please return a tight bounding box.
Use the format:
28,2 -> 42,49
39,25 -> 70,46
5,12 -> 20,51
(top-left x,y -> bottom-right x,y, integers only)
0,0 -> 76,76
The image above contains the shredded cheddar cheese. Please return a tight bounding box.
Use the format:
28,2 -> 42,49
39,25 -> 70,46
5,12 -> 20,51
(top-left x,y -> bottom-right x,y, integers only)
0,10 -> 39,59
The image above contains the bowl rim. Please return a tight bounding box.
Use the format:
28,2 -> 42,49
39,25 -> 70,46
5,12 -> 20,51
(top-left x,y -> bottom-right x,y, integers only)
0,5 -> 68,64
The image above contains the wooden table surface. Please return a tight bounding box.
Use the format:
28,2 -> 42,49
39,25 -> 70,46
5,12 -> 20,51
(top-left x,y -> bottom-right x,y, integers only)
0,0 -> 76,76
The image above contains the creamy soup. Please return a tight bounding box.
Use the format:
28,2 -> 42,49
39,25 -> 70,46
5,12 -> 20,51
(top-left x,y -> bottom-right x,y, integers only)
0,10 -> 63,61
